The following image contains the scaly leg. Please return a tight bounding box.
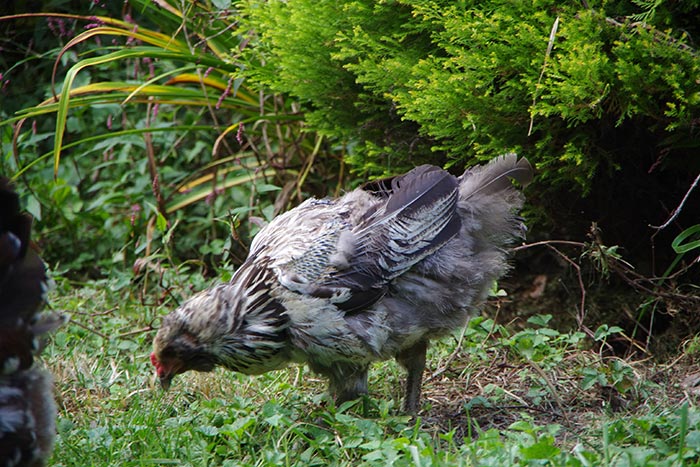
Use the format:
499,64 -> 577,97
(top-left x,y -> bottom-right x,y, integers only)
396,339 -> 428,414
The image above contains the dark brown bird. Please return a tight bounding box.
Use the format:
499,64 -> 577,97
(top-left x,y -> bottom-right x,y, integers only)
152,155 -> 532,412
0,178 -> 61,467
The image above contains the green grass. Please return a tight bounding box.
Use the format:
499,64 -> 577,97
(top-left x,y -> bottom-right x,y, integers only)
42,274 -> 700,466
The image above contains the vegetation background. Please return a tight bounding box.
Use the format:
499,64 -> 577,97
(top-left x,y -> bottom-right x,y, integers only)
1,0 -> 700,465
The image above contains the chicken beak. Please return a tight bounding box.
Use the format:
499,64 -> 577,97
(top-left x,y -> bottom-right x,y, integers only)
159,373 -> 173,391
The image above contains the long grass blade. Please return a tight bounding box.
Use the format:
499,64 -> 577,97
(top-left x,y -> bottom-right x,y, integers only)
166,168 -> 277,213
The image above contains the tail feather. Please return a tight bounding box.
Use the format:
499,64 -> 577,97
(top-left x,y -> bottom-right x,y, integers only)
456,154 -> 532,245
384,165 -> 458,215
460,154 -> 533,198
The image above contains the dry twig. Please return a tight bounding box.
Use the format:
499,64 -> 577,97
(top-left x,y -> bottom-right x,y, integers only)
650,172 -> 700,232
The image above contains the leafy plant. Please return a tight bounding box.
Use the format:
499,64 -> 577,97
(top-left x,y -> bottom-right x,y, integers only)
504,314 -> 586,368
1,0 -> 338,274
663,224 -> 700,281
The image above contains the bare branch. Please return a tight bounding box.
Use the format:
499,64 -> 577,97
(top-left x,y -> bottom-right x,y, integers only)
512,240 -> 586,252
545,244 -> 587,332
650,172 -> 700,231
67,318 -> 110,340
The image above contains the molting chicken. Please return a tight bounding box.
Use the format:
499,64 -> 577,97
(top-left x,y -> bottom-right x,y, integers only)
151,155 -> 532,412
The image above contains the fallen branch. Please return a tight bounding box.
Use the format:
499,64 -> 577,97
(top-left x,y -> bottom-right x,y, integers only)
67,318 -> 110,340
68,306 -> 119,317
117,325 -> 154,339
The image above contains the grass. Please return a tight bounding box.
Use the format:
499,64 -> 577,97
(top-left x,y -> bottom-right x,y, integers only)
41,272 -> 700,466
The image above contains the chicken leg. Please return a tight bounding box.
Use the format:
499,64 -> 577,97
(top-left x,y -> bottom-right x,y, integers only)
397,339 -> 428,414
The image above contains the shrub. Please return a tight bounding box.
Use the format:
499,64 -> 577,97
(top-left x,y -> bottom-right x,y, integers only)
240,0 -> 699,184
239,0 -> 700,268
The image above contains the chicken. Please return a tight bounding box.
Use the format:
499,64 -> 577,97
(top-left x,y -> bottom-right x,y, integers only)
0,178 -> 60,467
151,154 -> 532,412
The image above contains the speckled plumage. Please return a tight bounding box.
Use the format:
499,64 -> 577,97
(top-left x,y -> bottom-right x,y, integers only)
0,178 -> 59,467
152,155 -> 533,412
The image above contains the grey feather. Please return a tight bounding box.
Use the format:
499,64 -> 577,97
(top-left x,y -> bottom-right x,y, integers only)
460,153 -> 533,197
152,155 -> 533,413
327,165 -> 462,307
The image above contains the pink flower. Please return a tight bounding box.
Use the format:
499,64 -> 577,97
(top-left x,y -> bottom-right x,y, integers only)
216,77 -> 233,110
236,123 -> 245,145
47,17 -> 74,39
84,16 -> 105,29
205,188 -> 225,205
143,57 -> 155,78
126,24 -> 139,46
130,204 -> 141,226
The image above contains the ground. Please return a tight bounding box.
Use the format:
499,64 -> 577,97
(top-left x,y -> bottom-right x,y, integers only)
39,264 -> 700,466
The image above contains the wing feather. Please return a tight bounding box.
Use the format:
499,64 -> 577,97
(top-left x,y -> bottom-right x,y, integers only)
319,165 -> 461,311
269,163 -> 530,314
